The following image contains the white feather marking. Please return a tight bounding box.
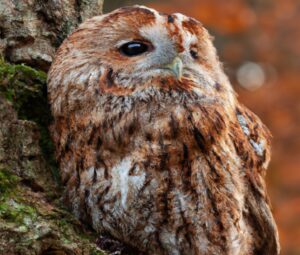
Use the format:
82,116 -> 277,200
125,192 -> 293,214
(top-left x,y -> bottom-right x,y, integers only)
250,139 -> 265,157
237,114 -> 250,136
111,157 -> 145,209
139,17 -> 176,69
134,5 -> 161,19
82,166 -> 95,181
144,225 -> 156,233
237,114 -> 266,157
112,158 -> 131,208
173,13 -> 188,23
159,230 -> 180,255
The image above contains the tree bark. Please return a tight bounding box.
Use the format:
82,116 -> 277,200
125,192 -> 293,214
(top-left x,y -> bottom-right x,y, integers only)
0,1 -> 105,254
0,0 -> 103,71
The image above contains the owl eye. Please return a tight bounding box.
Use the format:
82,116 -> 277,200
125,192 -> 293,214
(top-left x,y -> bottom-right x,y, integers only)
119,41 -> 149,57
190,50 -> 199,59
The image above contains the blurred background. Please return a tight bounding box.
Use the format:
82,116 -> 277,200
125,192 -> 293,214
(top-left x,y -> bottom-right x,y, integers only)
104,1 -> 300,254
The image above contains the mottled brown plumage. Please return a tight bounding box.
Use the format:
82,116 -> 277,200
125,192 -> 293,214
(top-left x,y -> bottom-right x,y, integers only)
48,6 -> 279,255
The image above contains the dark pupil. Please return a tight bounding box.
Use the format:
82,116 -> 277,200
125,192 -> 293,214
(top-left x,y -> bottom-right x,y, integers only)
190,50 -> 198,59
120,42 -> 148,56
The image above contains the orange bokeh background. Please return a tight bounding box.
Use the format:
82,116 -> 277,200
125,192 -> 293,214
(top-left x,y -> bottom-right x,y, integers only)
105,1 -> 300,254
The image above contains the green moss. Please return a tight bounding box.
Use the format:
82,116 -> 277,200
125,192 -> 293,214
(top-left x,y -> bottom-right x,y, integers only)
0,169 -> 20,197
0,58 -> 60,183
90,248 -> 105,255
0,57 -> 46,107
0,59 -> 106,255
0,170 -> 37,225
0,200 -> 37,225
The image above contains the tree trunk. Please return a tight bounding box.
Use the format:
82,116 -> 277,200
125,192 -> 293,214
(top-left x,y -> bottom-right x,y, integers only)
0,0 -> 103,71
0,1 -> 106,254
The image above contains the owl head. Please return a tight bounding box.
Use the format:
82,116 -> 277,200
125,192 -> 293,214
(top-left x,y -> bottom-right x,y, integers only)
48,5 -> 235,117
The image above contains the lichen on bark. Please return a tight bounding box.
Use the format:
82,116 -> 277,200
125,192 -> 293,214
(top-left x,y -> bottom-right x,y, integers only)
0,168 -> 105,255
0,57 -> 58,181
0,1 -> 106,253
0,59 -> 106,255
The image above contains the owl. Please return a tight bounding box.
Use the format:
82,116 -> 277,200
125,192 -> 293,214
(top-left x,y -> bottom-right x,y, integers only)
48,5 -> 279,255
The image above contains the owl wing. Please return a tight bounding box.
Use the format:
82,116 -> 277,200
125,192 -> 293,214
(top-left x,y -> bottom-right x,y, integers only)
230,103 -> 280,254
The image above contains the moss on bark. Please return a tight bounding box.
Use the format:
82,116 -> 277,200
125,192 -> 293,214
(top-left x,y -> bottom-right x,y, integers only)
0,60 -> 106,255
0,57 -> 59,182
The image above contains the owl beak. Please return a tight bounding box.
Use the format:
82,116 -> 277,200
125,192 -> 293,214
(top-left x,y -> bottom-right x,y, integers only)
165,57 -> 183,81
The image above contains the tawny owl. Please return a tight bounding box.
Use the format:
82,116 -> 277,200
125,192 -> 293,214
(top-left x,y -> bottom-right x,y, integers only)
48,6 -> 280,255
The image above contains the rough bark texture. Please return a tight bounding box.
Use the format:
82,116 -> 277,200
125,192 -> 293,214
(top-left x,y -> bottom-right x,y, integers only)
0,96 -> 104,255
0,1 -> 106,254
0,0 -> 103,71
